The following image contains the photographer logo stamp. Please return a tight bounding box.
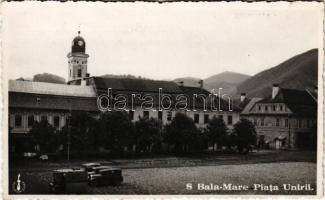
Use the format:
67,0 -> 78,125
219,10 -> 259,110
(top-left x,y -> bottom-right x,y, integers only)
12,174 -> 26,194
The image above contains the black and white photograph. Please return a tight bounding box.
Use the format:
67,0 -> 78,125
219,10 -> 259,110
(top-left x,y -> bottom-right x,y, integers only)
2,1 -> 324,197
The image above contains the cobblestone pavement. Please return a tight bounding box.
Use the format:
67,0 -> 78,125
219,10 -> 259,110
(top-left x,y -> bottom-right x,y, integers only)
9,162 -> 316,195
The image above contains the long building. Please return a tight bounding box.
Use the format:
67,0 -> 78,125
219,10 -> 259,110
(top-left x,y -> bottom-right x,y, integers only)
9,33 -> 240,153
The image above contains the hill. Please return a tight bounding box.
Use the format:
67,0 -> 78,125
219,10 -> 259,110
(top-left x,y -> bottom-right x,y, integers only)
173,77 -> 201,87
204,71 -> 250,94
174,72 -> 250,94
101,74 -> 152,80
16,73 -> 66,84
204,71 -> 250,85
33,73 -> 66,84
236,49 -> 318,98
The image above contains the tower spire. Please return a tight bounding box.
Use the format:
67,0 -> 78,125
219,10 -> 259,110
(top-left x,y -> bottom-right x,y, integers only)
78,25 -> 81,36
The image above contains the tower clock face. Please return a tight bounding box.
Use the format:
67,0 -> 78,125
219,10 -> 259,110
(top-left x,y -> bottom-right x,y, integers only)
78,40 -> 84,46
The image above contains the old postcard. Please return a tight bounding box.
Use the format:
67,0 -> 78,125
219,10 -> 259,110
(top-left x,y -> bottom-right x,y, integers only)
1,1 -> 324,198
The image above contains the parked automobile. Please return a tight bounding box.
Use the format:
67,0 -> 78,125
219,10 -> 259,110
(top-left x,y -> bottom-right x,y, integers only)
97,167 -> 123,186
82,163 -> 123,186
49,168 -> 88,194
82,163 -> 101,172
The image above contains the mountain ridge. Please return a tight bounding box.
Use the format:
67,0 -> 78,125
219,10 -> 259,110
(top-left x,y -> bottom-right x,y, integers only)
235,48 -> 318,98
173,71 -> 251,94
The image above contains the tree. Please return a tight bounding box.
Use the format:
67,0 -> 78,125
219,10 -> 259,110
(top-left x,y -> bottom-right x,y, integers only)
206,116 -> 228,151
96,111 -> 134,154
29,119 -> 58,154
134,117 -> 163,153
163,112 -> 199,153
232,118 -> 257,153
60,111 -> 98,155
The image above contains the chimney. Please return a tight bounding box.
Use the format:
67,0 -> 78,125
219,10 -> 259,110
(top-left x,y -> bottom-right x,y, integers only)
198,80 -> 203,88
272,84 -> 279,99
178,81 -> 184,87
240,93 -> 246,102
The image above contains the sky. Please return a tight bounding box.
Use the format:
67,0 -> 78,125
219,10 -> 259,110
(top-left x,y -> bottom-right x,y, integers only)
3,2 -> 323,81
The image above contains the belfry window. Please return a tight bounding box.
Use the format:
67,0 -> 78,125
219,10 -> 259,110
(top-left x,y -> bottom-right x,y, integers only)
77,69 -> 82,77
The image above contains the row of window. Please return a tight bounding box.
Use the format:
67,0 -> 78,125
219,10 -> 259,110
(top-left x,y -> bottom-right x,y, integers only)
14,114 -> 62,129
129,111 -> 233,125
251,117 -> 314,128
129,110 -> 168,121
256,104 -> 286,113
69,60 -> 87,64
13,111 -> 235,129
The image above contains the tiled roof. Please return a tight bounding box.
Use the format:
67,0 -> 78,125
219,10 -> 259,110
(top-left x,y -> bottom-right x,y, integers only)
92,77 -> 183,93
179,86 -> 240,111
233,98 -> 251,111
9,92 -> 98,112
241,98 -> 263,115
9,80 -> 96,97
258,88 -> 316,105
179,86 -> 211,96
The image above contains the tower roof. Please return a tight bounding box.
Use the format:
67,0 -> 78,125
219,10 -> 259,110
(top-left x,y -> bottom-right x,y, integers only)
71,32 -> 86,53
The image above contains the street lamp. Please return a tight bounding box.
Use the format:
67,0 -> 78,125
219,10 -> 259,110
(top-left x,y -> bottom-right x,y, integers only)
67,100 -> 72,161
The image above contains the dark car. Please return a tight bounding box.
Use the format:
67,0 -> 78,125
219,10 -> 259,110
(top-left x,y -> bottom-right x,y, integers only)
49,168 -> 88,194
82,163 -> 123,186
82,163 -> 101,172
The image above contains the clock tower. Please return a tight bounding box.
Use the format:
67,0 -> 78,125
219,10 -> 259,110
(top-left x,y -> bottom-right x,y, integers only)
67,31 -> 89,82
